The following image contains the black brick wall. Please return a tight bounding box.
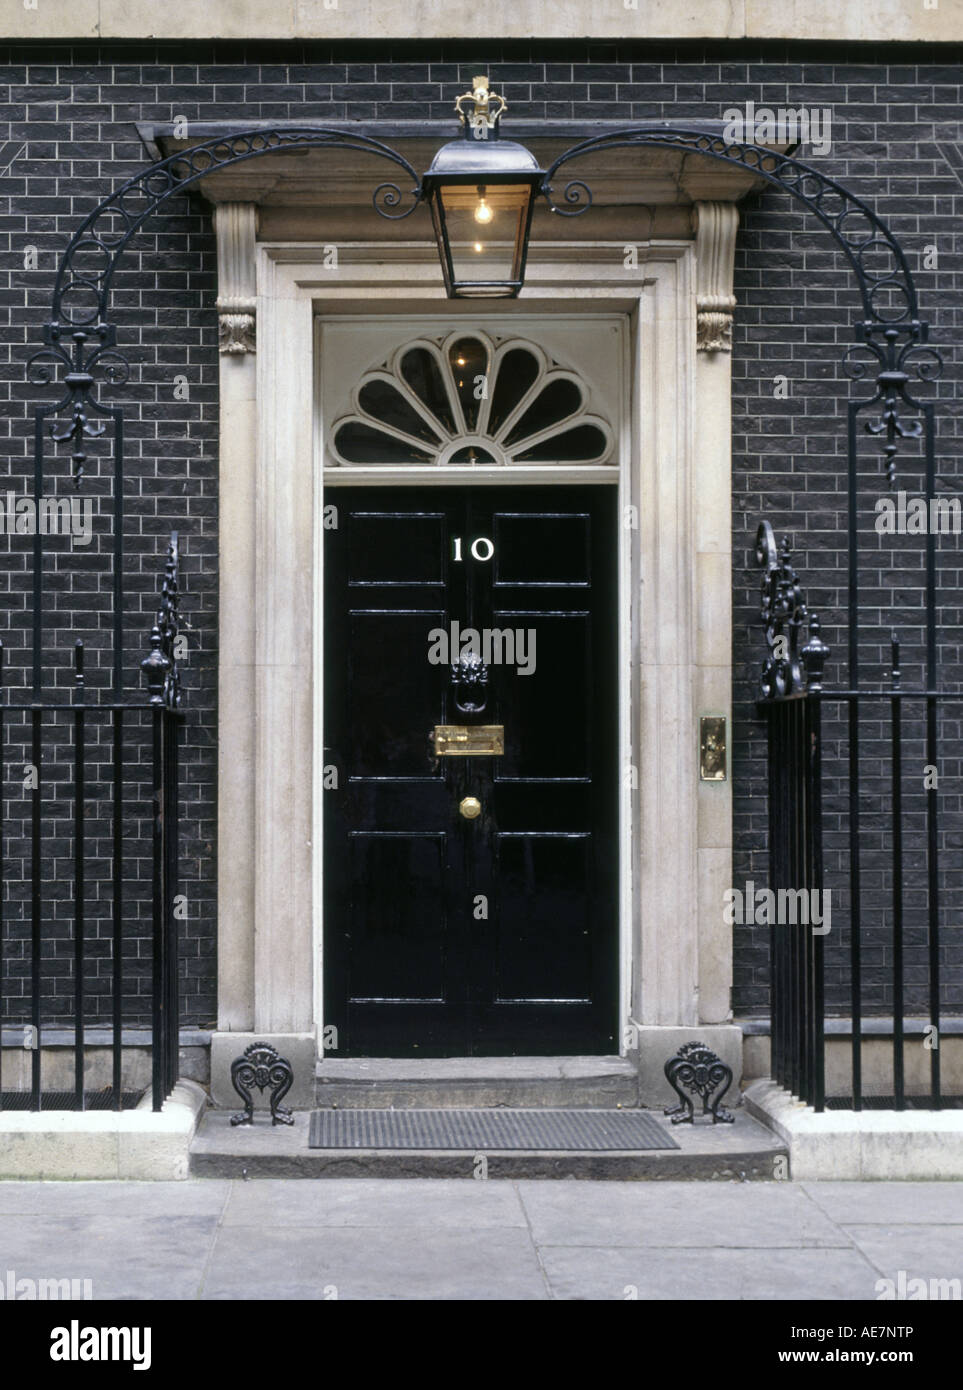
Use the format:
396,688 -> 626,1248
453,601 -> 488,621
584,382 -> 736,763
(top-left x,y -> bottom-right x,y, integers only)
0,38 -> 960,1028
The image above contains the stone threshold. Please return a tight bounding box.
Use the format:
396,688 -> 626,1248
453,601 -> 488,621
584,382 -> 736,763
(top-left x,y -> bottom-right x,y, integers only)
744,1079 -> 963,1180
316,1056 -> 635,1078
190,1106 -> 787,1180
314,1055 -> 639,1110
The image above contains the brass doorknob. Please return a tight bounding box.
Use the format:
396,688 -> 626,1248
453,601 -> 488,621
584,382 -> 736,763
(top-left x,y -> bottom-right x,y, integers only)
459,796 -> 482,820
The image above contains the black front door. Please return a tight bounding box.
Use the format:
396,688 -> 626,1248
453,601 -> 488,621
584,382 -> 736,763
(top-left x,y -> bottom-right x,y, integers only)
323,485 -> 618,1056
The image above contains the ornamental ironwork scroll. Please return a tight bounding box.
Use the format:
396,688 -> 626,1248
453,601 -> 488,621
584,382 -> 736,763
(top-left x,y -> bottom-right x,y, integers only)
755,521 -> 831,701
230,1042 -> 295,1127
140,532 -> 182,710
664,1041 -> 735,1125
539,126 -> 942,487
23,128 -> 426,701
31,129 -> 424,490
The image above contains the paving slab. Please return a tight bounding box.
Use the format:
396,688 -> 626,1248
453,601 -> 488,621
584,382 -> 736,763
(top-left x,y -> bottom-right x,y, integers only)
201,1224 -> 548,1300
536,1244 -> 883,1301
842,1224 -> 963,1285
0,1179 -> 230,1218
515,1179 -> 847,1248
221,1175 -> 527,1228
0,1177 -> 958,1301
801,1182 -> 963,1226
0,1214 -> 218,1300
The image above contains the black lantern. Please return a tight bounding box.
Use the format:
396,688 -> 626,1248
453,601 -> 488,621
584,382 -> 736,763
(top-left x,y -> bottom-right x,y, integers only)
422,77 -> 543,298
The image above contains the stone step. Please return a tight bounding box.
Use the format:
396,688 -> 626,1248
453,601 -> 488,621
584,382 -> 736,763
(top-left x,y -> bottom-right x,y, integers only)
314,1056 -> 640,1110
189,1107 -> 788,1180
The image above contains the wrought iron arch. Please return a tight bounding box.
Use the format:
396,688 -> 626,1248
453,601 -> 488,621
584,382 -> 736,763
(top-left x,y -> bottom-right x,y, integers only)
29,124 -> 943,690
51,123 -> 927,332
542,127 -> 943,490
31,129 -> 424,494
543,128 -> 918,319
34,125 -> 942,504
50,128 -> 424,328
22,130 -> 427,730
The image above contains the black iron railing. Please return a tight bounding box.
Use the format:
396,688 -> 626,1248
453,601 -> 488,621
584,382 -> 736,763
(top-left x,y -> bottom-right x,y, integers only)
766,694 -> 825,1111
0,536 -> 182,1113
757,525 -> 952,1113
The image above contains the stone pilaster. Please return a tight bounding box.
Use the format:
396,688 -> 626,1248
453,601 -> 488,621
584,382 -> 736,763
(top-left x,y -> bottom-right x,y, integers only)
214,201 -> 259,1033
692,207 -> 735,1027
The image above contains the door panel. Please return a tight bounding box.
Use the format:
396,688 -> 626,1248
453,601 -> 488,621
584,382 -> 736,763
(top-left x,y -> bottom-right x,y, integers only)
348,609 -> 447,777
495,613 -> 591,778
323,485 -> 618,1056
494,834 -> 594,998
348,833 -> 448,998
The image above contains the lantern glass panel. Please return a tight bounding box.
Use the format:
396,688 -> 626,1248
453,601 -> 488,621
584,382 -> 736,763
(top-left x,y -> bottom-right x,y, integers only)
436,182 -> 531,294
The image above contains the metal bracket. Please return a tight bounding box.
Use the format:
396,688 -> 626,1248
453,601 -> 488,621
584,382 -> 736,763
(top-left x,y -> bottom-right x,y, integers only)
663,1041 -> 735,1124
229,1042 -> 295,1126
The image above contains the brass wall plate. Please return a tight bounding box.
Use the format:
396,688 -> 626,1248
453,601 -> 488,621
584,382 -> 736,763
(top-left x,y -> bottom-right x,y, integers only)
433,724 -> 505,757
700,716 -> 727,781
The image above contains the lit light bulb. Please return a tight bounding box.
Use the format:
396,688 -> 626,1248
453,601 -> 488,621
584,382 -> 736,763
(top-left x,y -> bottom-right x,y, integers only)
473,242 -> 483,253
474,194 -> 494,225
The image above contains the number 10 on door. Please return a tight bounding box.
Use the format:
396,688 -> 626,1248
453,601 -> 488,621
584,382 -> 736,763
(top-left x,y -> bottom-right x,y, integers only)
452,537 -> 494,562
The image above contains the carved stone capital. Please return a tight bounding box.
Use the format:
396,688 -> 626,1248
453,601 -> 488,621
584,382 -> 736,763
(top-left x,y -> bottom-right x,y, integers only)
214,203 -> 258,354
692,201 -> 740,353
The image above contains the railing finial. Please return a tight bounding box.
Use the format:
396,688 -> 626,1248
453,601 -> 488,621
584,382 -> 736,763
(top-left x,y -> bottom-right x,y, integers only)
757,520 -> 831,700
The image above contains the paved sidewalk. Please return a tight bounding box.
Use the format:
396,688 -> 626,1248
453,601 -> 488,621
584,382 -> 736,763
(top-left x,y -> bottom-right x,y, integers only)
0,1179 -> 961,1300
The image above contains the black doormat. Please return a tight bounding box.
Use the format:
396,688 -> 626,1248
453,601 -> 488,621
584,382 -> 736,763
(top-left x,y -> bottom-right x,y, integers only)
0,1088 -> 144,1111
308,1108 -> 679,1151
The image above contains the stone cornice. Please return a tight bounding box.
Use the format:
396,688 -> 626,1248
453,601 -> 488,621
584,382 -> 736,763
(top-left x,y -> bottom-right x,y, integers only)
2,0 -> 960,42
140,120 -> 787,214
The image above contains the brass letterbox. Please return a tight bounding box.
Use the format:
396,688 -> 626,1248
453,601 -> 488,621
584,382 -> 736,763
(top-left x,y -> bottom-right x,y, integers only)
433,724 -> 505,757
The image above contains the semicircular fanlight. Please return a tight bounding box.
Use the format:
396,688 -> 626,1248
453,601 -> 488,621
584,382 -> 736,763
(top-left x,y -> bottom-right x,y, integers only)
330,332 -> 613,466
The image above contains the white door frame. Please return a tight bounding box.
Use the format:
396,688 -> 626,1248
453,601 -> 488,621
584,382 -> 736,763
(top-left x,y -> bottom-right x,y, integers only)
211,238 -> 735,1085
